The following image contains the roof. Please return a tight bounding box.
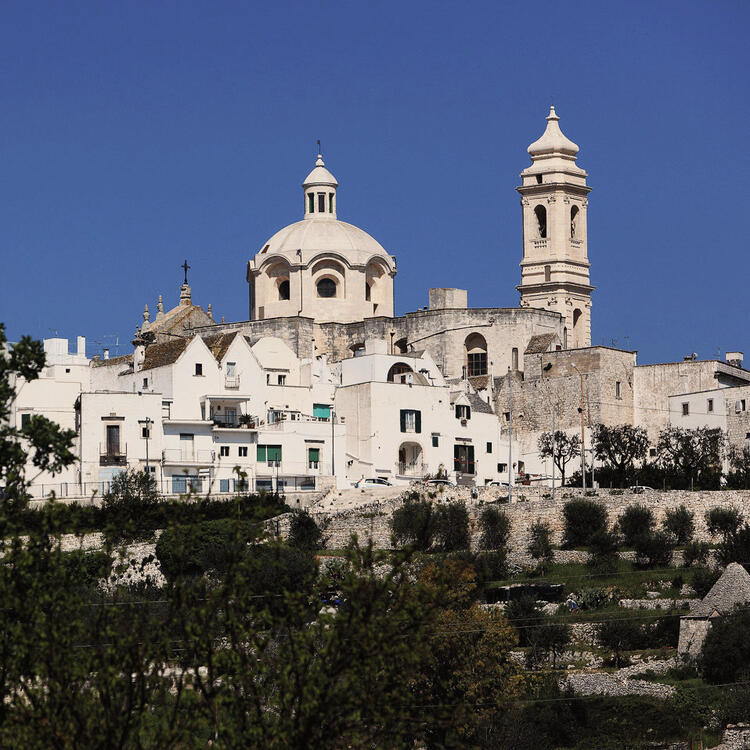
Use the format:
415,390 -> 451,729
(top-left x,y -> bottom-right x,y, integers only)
692,563 -> 750,617
467,392 -> 494,415
202,331 -> 239,363
527,106 -> 579,157
468,375 -> 489,390
525,333 -> 557,354
141,338 -> 190,371
91,353 -> 132,369
302,155 -> 338,188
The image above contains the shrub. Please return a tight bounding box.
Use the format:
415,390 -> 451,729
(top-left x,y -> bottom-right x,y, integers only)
617,504 -> 655,547
526,620 -> 571,669
634,530 -> 674,568
598,618 -> 645,665
682,540 -> 710,568
433,501 -> 470,552
391,496 -> 434,551
587,529 -> 619,571
101,468 -> 160,542
701,606 -> 750,684
474,550 -> 508,584
691,565 -> 721,598
662,504 -> 695,545
577,587 -> 608,610
645,615 -> 680,649
705,506 -> 743,540
478,506 -> 511,550
562,498 -> 608,548
61,550 -> 112,588
505,595 -> 540,647
288,510 -> 323,551
528,518 -> 554,570
717,523 -> 750,568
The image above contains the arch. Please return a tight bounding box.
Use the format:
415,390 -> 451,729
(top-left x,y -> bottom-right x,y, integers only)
465,333 -> 488,377
573,308 -> 583,336
534,205 -> 547,239
398,441 -> 423,477
570,205 -> 580,238
387,362 -> 414,383
278,279 -> 290,300
365,259 -> 389,307
265,261 -> 291,303
394,337 -> 408,354
512,347 -> 519,371
350,342 -> 365,357
316,277 -> 337,298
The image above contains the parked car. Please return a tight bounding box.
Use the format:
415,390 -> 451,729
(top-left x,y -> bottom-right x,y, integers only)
485,481 -> 510,487
424,478 -> 455,487
353,477 -> 393,488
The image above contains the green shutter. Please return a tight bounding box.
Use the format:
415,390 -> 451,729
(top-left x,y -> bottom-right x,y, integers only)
400,410 -> 406,432
308,447 -> 320,462
432,434 -> 439,447
454,444 -> 461,472
455,405 -> 460,418
257,445 -> 267,462
313,403 -> 331,419
267,445 -> 282,461
415,410 -> 421,433
468,445 -> 475,474
21,413 -> 31,429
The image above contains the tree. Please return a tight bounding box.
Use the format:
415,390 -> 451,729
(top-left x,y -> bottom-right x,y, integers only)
657,426 -> 725,489
433,501 -> 470,552
478,505 -> 511,550
102,467 -> 160,542
288,509 -> 323,551
701,606 -> 750,684
617,503 -> 655,547
587,529 -> 620,571
591,423 -> 649,487
662,504 -> 695,545
634,530 -> 674,568
527,620 -> 571,669
537,430 -> 581,486
391,494 -> 435,550
598,618 -> 645,667
706,506 -> 743,541
561,498 -> 608,548
725,445 -> 750,489
717,523 -> 750,568
528,518 -> 554,571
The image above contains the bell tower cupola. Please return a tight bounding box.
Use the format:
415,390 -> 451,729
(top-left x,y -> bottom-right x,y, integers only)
517,106 -> 593,348
303,150 -> 338,219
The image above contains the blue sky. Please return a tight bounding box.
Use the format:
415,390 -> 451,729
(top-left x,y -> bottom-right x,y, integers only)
1,0 -> 748,364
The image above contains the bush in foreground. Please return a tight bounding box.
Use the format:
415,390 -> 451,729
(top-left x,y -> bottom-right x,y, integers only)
562,498 -> 608,548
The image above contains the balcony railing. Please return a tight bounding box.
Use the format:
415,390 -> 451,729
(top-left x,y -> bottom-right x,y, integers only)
225,375 -> 240,389
212,416 -> 240,428
397,461 -> 424,477
100,443 -> 127,466
162,448 -> 214,464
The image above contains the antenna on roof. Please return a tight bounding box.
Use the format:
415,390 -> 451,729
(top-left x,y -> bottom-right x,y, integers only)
317,139 -> 321,156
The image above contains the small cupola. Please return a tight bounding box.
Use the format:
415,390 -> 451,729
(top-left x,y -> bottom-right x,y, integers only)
527,106 -> 579,159
302,150 -> 338,219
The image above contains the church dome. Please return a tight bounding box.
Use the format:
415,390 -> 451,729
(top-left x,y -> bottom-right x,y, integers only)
528,106 -> 579,157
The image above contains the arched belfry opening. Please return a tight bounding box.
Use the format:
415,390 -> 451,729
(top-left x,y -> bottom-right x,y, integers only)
570,205 -> 580,239
465,333 -> 488,377
534,205 -> 547,239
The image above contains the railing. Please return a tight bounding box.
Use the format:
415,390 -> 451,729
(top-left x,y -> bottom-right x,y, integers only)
99,443 -> 127,466
397,461 -> 424,477
162,448 -> 214,464
225,375 -> 240,389
212,416 -> 240,428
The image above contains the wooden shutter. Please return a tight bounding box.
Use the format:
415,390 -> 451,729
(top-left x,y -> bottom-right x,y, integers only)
257,445 -> 266,462
466,406 -> 471,420
400,410 -> 406,432
415,410 -> 421,434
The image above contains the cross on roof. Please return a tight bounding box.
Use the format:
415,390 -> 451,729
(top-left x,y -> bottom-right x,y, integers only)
182,259 -> 191,285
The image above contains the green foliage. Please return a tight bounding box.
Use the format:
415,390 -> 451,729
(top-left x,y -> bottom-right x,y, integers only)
287,510 -> 323,551
706,505 -> 743,540
717,523 -> 750,568
504,594 -> 540,647
662,503 -> 695,545
691,565 -> 722,598
683,540 -> 711,567
657,426 -> 725,489
617,503 -> 654,547
61,550 -> 112,588
478,505 -> 510,550
562,498 -> 608,548
633,530 -> 674,568
474,549 -> 508,583
537,430 -> 581,485
390,494 -> 434,550
587,529 -> 620,571
433,501 -> 470,552
592,423 -> 649,487
526,619 -> 571,669
701,606 -> 750,684
102,467 -> 161,542
725,445 -> 750,489
527,517 -> 554,570
577,587 -> 608,610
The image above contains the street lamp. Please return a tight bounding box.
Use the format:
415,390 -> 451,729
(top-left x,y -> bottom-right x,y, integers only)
570,364 -> 586,492
138,417 -> 152,474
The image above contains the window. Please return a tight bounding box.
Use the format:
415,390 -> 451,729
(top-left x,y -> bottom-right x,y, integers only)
536,174 -> 543,185
708,398 -> 714,412
257,444 -> 282,464
455,404 -> 471,420
388,362 -> 414,383
745,433 -> 750,440
278,280 -> 290,300
172,475 -> 200,494
317,192 -> 325,212
142,377 -> 148,388
329,193 -> 334,213
278,374 -> 286,385
570,205 -> 579,238
195,363 -> 203,376
649,447 -> 657,457
400,409 -> 421,433
512,347 -> 519,371
432,434 -> 439,448
486,442 -> 492,453
503,411 -> 510,422
682,403 -> 689,416
454,444 -> 475,474
308,194 -> 314,213
220,479 -> 230,493
497,463 -> 507,473
238,446 -> 248,457
106,424 -> 121,455
317,278 -> 337,298
308,447 -> 320,468
615,381 -> 621,399
534,204 -> 547,238
365,282 -> 371,301
21,413 -> 31,429
220,446 -> 230,457
736,400 -> 746,414
465,333 -> 488,376
313,403 -> 331,420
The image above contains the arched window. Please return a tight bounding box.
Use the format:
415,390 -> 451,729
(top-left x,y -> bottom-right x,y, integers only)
570,205 -> 579,239
317,278 -> 337,298
278,279 -> 290,300
365,282 -> 371,301
534,205 -> 547,239
544,265 -> 551,282
563,327 -> 568,349
394,337 -> 408,354
387,362 -> 414,383
512,347 -> 519,371
350,343 -> 365,357
465,333 -> 488,377
573,308 -> 582,333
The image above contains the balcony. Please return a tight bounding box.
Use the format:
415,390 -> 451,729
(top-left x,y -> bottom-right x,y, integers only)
397,462 -> 424,478
212,415 -> 241,429
100,443 -> 127,466
162,448 -> 214,465
225,375 -> 240,389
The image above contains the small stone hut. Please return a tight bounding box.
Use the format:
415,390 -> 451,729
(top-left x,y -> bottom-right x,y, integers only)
678,563 -> 750,656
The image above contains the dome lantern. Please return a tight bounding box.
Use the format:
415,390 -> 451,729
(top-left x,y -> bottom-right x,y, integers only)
302,150 -> 338,219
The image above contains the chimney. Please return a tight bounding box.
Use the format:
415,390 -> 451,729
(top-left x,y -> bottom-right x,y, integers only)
76,336 -> 85,357
103,348 -> 110,360
726,351 -> 744,368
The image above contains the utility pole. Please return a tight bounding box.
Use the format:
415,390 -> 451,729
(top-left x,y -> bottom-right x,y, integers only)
138,417 -> 152,474
571,364 -> 586,491
508,367 -> 513,503
331,406 -> 335,479
551,405 -> 556,501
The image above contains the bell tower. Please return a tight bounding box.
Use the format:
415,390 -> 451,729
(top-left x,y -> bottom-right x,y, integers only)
517,106 -> 593,348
